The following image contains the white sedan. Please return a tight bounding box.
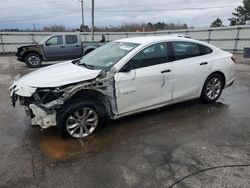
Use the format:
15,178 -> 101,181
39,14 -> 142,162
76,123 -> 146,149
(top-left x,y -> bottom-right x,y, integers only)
10,35 -> 235,138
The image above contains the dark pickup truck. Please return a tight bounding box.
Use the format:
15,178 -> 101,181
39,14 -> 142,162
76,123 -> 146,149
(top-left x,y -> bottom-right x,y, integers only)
16,34 -> 105,68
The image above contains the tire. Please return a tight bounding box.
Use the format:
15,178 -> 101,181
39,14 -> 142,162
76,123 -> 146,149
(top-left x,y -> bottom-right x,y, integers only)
25,53 -> 42,68
57,99 -> 107,139
200,73 -> 224,103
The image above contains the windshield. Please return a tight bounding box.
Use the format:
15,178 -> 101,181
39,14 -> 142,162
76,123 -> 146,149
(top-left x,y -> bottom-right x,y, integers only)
38,36 -> 51,45
78,42 -> 139,70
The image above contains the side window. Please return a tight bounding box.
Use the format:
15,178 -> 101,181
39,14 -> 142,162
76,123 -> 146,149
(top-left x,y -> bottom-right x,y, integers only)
66,35 -> 78,44
199,45 -> 213,55
172,41 -> 213,60
129,43 -> 168,69
173,41 -> 200,60
46,36 -> 63,46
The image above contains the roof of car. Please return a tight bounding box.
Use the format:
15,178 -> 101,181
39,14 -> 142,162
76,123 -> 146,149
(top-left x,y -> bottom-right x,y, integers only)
116,35 -> 201,45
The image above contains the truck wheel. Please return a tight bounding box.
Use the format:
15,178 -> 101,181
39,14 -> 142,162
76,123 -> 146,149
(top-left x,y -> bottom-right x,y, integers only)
25,53 -> 42,68
58,99 -> 107,139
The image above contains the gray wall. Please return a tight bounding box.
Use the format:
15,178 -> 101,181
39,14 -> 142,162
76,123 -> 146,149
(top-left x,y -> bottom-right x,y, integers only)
1,25 -> 250,54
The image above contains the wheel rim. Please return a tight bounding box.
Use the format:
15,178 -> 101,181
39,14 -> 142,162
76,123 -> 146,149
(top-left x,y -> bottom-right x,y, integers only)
28,56 -> 40,65
206,77 -> 222,100
66,107 -> 98,138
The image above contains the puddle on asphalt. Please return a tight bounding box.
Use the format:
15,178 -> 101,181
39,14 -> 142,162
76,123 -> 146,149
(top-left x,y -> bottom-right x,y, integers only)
39,133 -> 119,160
38,101 -> 228,160
40,137 -> 76,159
38,116 -> 162,160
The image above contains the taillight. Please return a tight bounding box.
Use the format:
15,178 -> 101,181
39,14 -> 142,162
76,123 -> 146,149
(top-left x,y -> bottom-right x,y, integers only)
231,57 -> 237,63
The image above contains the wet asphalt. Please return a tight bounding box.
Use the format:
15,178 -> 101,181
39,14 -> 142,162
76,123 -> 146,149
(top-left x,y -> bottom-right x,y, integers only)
0,56 -> 250,188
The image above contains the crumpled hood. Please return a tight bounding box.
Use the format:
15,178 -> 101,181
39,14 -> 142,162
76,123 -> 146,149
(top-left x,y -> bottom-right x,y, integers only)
17,61 -> 102,88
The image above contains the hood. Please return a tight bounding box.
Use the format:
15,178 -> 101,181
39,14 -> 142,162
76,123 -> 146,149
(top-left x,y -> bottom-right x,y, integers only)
18,44 -> 39,51
17,44 -> 39,55
19,44 -> 38,49
17,61 -> 102,88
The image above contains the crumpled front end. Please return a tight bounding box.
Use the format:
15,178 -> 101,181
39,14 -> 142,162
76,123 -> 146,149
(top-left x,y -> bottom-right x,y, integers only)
10,70 -> 118,129
10,81 -> 60,129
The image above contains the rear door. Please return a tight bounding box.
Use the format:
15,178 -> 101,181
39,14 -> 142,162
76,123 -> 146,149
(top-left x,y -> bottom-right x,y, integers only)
170,41 -> 213,101
115,42 -> 173,115
43,35 -> 67,61
64,35 -> 82,59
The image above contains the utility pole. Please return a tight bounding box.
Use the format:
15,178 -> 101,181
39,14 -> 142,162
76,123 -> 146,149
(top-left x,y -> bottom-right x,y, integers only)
80,0 -> 85,32
91,0 -> 94,42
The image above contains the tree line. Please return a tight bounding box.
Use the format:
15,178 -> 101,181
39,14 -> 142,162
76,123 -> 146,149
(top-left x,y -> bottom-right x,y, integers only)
0,22 -> 190,32
211,0 -> 250,27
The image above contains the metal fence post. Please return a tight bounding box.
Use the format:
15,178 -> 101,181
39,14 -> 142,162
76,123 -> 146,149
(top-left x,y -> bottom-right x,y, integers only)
207,29 -> 212,44
84,34 -> 87,42
0,34 -> 4,55
107,33 -> 109,42
234,27 -> 241,53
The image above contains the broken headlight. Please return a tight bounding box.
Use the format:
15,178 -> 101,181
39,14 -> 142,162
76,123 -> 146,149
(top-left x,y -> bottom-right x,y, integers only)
33,88 -> 64,104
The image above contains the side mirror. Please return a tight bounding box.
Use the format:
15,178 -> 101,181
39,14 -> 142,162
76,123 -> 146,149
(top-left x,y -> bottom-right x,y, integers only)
120,62 -> 132,73
99,34 -> 106,43
46,42 -> 52,46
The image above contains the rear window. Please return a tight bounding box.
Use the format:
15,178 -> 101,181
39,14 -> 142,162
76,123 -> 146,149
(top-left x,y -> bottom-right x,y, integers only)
200,45 -> 213,55
172,41 -> 213,60
66,35 -> 78,44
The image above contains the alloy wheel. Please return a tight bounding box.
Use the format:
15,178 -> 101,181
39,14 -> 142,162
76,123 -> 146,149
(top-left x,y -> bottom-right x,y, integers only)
66,107 -> 98,138
206,77 -> 222,100
28,56 -> 40,65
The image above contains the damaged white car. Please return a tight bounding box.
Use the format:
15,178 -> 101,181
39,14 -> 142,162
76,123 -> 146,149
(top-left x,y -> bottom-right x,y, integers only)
10,36 -> 235,138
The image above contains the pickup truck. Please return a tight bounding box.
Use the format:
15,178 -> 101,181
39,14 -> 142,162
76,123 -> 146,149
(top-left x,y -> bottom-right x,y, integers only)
16,34 -> 105,68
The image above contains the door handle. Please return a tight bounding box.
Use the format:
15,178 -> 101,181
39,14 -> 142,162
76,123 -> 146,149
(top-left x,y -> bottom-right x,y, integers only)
161,69 -> 171,73
76,45 -> 80,47
200,62 -> 208,65
60,45 -> 64,48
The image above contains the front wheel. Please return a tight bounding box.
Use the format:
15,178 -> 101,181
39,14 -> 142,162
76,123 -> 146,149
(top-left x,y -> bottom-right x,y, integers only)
25,53 -> 42,68
201,73 -> 223,103
58,100 -> 106,138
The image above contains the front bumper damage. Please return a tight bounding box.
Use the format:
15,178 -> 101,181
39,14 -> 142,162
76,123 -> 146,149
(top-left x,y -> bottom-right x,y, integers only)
10,70 -> 118,129
10,82 -> 58,129
29,104 -> 57,128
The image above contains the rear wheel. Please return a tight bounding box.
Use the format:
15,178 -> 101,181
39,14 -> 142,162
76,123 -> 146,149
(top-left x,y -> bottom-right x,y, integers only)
201,73 -> 223,103
58,99 -> 106,138
25,53 -> 42,68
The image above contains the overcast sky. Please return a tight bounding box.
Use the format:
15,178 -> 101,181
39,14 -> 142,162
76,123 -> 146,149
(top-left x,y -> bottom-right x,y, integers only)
0,0 -> 243,29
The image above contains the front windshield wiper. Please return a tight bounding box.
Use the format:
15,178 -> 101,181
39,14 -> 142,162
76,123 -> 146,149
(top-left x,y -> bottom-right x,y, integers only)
71,59 -> 94,69
71,59 -> 81,64
81,62 -> 95,69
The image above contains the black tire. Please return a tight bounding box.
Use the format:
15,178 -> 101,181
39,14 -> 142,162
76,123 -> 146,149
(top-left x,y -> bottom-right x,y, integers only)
57,99 -> 107,138
200,73 -> 224,103
25,53 -> 42,68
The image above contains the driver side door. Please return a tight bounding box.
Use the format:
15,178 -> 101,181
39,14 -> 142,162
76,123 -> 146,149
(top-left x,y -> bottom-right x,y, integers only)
43,35 -> 67,61
115,42 -> 173,115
